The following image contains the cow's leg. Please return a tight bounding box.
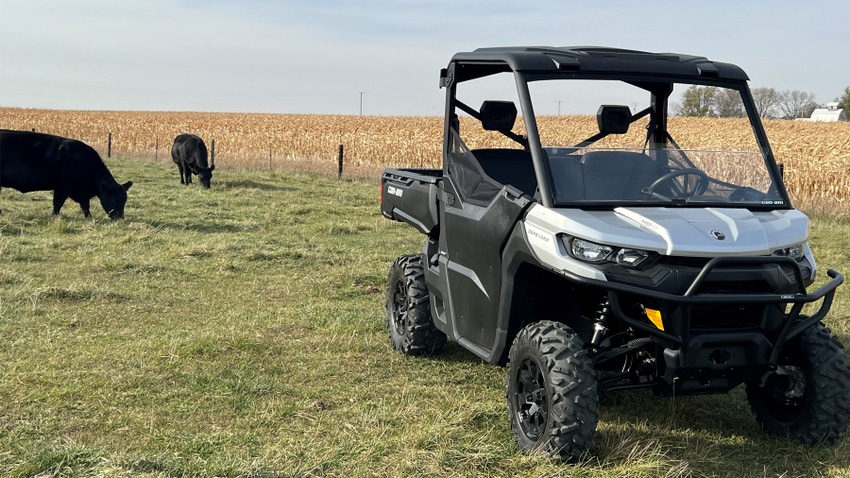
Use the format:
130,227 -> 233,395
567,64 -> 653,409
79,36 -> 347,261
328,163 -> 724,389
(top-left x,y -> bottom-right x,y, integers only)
78,198 -> 92,218
177,163 -> 186,184
52,191 -> 68,216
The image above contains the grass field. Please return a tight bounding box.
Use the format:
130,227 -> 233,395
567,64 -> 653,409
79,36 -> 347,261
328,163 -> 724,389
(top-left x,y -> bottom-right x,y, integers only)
1,157 -> 849,477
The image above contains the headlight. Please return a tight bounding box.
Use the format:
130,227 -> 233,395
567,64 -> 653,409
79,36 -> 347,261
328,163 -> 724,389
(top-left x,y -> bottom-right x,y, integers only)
565,236 -> 651,268
570,238 -> 613,262
772,243 -> 804,261
615,248 -> 650,266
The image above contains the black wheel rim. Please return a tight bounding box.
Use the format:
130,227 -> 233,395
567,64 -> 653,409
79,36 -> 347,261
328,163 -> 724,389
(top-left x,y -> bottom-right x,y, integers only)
391,280 -> 408,335
756,364 -> 806,422
513,357 -> 548,440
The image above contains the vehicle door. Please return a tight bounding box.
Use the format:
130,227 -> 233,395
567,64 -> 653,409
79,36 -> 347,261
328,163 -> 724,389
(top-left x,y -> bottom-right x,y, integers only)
437,129 -> 531,354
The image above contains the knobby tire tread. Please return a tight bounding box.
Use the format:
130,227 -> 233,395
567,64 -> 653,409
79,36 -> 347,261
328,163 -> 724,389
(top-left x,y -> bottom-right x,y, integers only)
747,323 -> 850,444
507,320 -> 598,461
386,254 -> 446,356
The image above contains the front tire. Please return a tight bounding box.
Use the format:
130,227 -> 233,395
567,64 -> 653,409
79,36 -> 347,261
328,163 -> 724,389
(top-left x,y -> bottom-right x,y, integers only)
746,323 -> 850,444
386,254 -> 446,356
506,321 -> 598,461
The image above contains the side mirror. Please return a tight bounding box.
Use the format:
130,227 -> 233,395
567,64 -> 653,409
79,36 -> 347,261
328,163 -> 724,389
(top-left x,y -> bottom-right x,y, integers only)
596,105 -> 632,135
480,101 -> 517,131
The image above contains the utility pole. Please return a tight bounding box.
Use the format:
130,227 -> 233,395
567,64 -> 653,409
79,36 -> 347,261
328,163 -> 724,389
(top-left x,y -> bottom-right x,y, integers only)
360,92 -> 364,116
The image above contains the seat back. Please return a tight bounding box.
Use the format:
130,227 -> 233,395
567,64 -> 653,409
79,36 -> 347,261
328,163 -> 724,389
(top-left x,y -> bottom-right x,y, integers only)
472,148 -> 538,197
581,151 -> 657,200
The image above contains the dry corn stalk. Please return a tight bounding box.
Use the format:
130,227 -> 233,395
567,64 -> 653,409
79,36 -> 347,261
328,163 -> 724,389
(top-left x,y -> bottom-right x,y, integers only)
1,107 -> 847,215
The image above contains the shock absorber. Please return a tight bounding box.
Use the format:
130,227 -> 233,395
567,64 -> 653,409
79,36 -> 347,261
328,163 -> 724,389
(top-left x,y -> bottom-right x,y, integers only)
591,294 -> 611,347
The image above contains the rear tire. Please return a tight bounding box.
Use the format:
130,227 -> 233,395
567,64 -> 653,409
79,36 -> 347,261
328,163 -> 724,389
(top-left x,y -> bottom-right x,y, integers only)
386,254 -> 446,356
746,323 -> 850,444
506,320 -> 598,461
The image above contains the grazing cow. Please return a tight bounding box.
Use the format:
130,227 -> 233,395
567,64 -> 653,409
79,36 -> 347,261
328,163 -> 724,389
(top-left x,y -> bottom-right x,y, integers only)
0,129 -> 133,219
171,133 -> 214,188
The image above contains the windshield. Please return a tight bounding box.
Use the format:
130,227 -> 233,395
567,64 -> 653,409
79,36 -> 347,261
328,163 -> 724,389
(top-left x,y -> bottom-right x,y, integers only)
450,73 -> 788,209
544,146 -> 784,206
531,79 -> 785,207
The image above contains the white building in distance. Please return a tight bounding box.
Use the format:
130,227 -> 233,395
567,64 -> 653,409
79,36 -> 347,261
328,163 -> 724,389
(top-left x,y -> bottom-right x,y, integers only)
797,102 -> 847,122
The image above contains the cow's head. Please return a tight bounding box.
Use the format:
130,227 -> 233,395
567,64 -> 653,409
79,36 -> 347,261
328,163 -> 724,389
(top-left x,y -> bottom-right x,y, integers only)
98,180 -> 133,219
198,165 -> 215,189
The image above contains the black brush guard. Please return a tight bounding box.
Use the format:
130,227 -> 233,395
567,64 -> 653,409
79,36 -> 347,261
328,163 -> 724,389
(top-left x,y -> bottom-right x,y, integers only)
569,256 -> 844,396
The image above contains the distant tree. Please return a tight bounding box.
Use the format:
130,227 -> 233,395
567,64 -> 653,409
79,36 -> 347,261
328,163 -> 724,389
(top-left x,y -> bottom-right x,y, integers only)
714,89 -> 746,117
751,87 -> 781,118
777,89 -> 818,119
676,85 -> 717,116
835,86 -> 850,113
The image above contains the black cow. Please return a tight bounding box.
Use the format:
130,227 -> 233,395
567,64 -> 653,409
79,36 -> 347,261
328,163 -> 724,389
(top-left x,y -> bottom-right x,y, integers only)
0,129 -> 133,219
171,134 -> 214,188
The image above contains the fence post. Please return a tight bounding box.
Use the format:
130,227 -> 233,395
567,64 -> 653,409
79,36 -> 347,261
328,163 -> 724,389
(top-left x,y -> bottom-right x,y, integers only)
108,133 -> 112,158
211,139 -> 215,166
155,138 -> 159,161
269,146 -> 272,171
337,144 -> 344,180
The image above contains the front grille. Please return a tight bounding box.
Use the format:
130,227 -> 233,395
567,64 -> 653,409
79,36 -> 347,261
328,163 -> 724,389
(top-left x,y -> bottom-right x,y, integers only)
662,256 -> 710,269
690,303 -> 764,330
695,279 -> 772,295
689,280 -> 769,330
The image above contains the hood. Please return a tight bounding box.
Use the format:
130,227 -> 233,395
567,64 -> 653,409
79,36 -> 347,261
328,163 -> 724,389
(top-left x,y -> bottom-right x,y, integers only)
525,205 -> 810,257
612,207 -> 809,256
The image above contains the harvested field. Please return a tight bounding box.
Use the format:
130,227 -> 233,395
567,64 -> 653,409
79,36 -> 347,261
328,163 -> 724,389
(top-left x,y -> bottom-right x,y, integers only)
1,107 -> 848,214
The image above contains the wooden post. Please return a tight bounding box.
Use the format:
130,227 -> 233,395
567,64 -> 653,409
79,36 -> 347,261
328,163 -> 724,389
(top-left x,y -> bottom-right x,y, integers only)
108,133 -> 112,158
211,139 -> 216,166
155,138 -> 159,161
337,144 -> 344,180
269,147 -> 272,171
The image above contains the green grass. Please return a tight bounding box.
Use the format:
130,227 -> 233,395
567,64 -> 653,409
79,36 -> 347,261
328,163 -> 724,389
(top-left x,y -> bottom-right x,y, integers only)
1,158 -> 849,477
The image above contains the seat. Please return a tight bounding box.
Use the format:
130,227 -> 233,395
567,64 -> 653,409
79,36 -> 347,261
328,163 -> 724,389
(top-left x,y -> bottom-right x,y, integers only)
471,148 -> 538,197
581,151 -> 657,200
547,153 -> 585,201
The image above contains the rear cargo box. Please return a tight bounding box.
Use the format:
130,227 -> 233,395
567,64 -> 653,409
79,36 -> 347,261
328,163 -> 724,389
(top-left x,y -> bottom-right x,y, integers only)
381,168 -> 442,235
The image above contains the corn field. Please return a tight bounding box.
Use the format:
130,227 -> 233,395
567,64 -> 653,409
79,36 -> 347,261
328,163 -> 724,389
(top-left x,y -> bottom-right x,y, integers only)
1,107 -> 848,215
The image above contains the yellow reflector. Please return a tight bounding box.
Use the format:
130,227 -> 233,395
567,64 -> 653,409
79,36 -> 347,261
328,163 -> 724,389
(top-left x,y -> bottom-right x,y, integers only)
645,308 -> 664,331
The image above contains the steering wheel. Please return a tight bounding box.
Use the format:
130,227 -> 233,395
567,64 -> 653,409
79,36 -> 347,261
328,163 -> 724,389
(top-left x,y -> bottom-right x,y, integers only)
643,168 -> 709,200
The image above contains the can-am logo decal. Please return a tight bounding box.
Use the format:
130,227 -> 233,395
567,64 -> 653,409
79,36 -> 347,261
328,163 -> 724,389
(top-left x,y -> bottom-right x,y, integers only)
387,185 -> 403,197
709,229 -> 726,240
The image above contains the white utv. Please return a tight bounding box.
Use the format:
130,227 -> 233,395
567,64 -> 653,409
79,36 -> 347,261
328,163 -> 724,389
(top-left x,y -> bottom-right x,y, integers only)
379,46 -> 849,460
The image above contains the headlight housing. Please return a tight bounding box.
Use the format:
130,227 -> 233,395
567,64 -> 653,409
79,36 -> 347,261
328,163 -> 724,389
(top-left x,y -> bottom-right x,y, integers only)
564,236 -> 651,268
772,243 -> 804,261
570,238 -> 613,263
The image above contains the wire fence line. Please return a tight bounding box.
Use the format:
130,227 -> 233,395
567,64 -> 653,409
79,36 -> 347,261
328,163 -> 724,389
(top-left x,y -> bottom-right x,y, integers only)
2,108 -> 848,213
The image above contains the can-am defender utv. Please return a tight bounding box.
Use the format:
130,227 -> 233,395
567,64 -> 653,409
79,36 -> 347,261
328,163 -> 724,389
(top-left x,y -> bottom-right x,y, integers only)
380,46 -> 849,460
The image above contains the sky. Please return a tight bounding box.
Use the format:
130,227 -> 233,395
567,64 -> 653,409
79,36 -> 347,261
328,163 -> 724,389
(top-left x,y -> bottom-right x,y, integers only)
0,0 -> 848,116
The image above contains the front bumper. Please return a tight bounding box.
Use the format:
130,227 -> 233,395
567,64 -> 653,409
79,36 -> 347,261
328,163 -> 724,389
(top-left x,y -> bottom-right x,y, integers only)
566,256 -> 844,396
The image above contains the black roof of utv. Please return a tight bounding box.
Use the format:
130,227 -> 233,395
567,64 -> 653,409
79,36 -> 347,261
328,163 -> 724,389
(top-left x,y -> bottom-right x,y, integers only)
446,46 -> 749,83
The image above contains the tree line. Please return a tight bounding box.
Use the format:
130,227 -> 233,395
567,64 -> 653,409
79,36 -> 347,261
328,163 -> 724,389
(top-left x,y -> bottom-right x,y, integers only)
676,85 -> 850,119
